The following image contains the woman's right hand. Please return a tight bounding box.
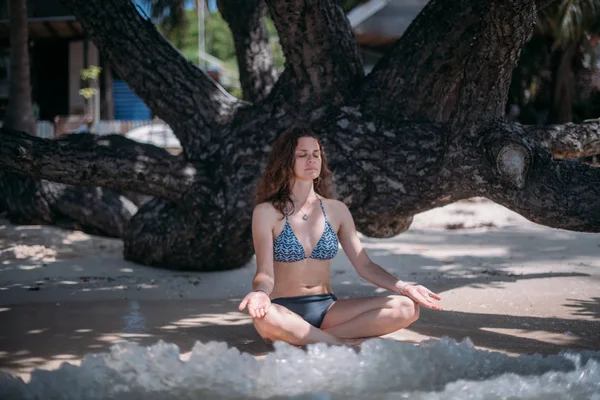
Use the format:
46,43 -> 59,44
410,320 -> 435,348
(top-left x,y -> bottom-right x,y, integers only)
238,290 -> 271,319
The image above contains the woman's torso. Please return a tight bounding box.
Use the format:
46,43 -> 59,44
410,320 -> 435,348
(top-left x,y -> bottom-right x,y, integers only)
269,197 -> 340,299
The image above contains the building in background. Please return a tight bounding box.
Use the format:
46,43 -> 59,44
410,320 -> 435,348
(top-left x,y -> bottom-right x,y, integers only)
0,0 -> 154,131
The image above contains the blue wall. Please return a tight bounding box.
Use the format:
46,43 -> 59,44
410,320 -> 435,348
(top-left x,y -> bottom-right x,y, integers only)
113,80 -> 152,120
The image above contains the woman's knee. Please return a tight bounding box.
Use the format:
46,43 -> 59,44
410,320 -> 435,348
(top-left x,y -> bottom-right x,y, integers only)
389,295 -> 420,324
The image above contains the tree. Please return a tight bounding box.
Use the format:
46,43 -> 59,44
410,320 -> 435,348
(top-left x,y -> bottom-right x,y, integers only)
1,0 -> 600,271
149,0 -> 282,101
3,0 -> 35,134
0,0 -> 135,237
510,0 -> 600,124
540,0 -> 600,123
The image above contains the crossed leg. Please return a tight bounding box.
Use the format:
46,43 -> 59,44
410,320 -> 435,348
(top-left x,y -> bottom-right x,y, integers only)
320,295 -> 420,338
253,303 -> 348,346
252,295 -> 419,346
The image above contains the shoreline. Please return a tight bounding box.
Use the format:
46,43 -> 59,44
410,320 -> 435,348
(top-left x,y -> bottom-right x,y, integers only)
1,198 -> 599,381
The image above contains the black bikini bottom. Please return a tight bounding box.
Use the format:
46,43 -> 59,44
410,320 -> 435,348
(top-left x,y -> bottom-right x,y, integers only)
271,293 -> 337,328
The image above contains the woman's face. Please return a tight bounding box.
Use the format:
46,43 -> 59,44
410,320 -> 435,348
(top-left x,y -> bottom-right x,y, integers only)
293,136 -> 322,182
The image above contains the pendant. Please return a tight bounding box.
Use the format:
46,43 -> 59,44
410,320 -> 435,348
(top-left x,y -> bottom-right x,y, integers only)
302,214 -> 309,221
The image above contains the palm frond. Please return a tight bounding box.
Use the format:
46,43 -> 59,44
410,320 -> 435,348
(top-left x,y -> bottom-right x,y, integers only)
144,0 -> 188,35
537,0 -> 600,46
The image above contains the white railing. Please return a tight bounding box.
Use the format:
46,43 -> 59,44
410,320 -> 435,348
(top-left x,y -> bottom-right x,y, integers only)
0,120 -> 55,138
94,120 -> 163,136
37,120 -> 55,138
3,119 -> 181,153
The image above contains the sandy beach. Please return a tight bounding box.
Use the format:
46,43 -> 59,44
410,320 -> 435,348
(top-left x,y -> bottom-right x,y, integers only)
1,198 -> 599,381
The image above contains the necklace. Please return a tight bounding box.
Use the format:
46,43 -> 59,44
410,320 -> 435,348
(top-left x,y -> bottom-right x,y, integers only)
299,208 -> 309,221
294,193 -> 316,222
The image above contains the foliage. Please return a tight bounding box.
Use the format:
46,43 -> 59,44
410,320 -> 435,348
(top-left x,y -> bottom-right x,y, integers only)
509,0 -> 600,123
79,65 -> 102,100
536,0 -> 600,47
144,0 -> 187,37
154,7 -> 285,90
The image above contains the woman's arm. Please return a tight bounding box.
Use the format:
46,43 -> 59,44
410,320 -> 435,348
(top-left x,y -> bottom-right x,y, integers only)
250,203 -> 275,294
239,203 -> 275,319
335,201 -> 442,310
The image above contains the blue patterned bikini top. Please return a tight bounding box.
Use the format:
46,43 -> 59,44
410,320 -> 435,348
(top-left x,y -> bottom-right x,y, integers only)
273,198 -> 339,263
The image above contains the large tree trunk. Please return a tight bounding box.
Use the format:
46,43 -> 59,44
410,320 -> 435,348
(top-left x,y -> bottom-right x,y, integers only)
0,0 -> 136,237
1,0 -> 598,271
218,0 -> 277,103
3,0 -> 35,134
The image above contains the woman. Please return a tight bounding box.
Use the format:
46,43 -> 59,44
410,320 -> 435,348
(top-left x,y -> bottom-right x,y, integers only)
238,126 -> 442,346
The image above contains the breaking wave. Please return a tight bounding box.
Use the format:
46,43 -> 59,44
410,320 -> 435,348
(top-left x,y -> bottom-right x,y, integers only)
1,337 -> 599,399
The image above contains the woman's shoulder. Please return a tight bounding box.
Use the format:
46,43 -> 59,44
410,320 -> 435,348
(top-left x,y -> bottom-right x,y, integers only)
320,197 -> 350,214
253,202 -> 281,220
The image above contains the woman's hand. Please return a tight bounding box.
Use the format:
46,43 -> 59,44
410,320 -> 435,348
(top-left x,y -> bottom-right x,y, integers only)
402,285 -> 442,310
238,290 -> 272,318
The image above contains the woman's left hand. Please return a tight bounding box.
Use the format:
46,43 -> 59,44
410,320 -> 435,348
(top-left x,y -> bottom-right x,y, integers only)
402,285 -> 442,310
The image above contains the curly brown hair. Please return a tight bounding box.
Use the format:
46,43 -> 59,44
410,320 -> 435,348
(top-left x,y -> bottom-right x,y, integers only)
255,125 -> 335,217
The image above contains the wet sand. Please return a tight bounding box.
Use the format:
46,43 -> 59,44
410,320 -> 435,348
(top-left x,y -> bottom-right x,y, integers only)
1,198 -> 599,381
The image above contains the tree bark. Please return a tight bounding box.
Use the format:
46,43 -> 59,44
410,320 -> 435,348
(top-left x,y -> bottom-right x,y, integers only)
525,121 -> 600,159
456,122 -> 600,231
0,128 -> 201,201
265,0 -> 363,106
0,171 -> 136,237
1,0 -> 595,271
361,0 -> 487,121
450,0 -> 535,129
218,0 -> 277,103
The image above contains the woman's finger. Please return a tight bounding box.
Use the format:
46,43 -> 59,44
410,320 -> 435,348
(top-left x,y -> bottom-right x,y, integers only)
238,296 -> 249,311
261,304 -> 270,318
419,299 -> 440,310
412,292 -> 442,310
417,286 -> 442,301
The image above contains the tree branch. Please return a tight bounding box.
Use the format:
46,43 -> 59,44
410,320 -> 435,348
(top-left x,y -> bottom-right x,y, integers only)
525,121 -> 600,159
319,107 -> 453,237
489,153 -> 600,231
0,128 -> 203,201
219,0 -> 277,103
459,122 -> 600,232
361,0 -> 487,121
265,0 -> 363,106
0,171 -> 136,237
450,0 -> 536,129
61,0 -> 241,150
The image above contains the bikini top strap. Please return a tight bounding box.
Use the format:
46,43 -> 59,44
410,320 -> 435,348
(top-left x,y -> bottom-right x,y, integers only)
317,196 -> 328,220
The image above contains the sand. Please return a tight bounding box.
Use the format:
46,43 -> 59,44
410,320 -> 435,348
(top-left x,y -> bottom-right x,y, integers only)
1,198 -> 599,381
